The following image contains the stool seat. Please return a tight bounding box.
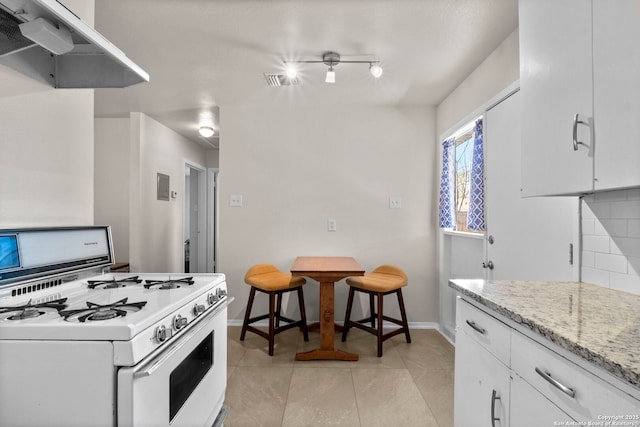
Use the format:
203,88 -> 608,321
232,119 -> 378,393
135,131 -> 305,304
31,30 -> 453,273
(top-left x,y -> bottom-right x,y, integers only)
342,265 -> 411,357
346,265 -> 407,293
245,265 -> 306,292
241,264 -> 309,356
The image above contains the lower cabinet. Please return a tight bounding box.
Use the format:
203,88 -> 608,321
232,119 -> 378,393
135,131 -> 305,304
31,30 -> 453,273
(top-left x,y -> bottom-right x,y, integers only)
454,297 -> 640,427
454,328 -> 510,427
510,372 -> 574,426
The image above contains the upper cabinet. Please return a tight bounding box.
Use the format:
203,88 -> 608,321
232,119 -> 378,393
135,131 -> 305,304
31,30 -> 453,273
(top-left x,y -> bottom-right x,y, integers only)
519,0 -> 640,196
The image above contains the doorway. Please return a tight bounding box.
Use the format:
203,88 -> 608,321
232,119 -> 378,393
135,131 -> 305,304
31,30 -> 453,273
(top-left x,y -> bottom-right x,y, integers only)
184,162 -> 207,273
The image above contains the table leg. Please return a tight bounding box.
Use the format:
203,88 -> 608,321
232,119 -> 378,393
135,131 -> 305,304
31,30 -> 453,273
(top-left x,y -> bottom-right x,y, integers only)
295,281 -> 358,361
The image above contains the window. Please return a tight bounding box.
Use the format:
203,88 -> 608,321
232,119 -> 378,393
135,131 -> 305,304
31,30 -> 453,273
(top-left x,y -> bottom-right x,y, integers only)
438,117 -> 484,234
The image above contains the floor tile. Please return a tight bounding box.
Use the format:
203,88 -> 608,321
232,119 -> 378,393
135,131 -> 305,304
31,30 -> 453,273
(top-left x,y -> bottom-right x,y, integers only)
352,368 -> 439,427
224,366 -> 293,427
410,369 -> 454,427
282,367 -> 360,427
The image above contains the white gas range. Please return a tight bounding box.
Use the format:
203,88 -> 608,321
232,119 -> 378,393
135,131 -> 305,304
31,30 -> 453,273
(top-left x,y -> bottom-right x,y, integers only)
0,226 -> 230,427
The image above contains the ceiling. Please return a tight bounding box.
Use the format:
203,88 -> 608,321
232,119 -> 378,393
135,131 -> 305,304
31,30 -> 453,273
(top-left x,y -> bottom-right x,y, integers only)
93,0 -> 519,149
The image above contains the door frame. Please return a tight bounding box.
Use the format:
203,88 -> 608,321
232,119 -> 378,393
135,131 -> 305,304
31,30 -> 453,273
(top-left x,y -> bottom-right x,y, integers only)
184,160 -> 208,273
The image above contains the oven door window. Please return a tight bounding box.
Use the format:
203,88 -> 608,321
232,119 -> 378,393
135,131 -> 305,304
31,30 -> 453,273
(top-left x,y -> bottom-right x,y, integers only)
169,331 -> 214,421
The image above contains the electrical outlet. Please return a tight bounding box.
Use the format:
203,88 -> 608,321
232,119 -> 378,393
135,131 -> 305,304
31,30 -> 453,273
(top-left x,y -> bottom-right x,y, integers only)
229,194 -> 243,207
389,197 -> 402,209
327,218 -> 337,232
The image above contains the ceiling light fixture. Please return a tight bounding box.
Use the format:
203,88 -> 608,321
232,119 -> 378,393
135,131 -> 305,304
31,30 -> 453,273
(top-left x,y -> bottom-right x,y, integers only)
284,51 -> 382,84
285,65 -> 298,79
199,126 -> 215,138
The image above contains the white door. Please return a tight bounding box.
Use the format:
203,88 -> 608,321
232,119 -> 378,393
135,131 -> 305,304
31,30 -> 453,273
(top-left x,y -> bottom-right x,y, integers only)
484,90 -> 578,281
519,0 -> 593,196
184,163 -> 207,273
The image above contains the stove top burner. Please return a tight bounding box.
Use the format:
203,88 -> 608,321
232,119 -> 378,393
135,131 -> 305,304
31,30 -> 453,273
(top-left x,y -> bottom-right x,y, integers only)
59,298 -> 147,322
87,276 -> 143,289
143,277 -> 195,289
0,298 -> 68,320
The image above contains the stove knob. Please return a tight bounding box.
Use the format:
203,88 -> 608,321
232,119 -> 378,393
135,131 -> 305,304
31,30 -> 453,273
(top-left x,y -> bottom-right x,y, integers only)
207,292 -> 216,305
216,288 -> 227,299
193,303 -> 205,316
156,325 -> 168,342
173,314 -> 188,330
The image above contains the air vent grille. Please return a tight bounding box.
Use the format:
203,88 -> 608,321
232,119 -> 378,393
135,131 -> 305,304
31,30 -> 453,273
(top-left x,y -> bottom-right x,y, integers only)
263,73 -> 300,87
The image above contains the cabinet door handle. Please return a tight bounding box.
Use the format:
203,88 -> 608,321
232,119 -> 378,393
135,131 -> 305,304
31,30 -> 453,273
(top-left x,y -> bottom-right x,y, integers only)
491,389 -> 501,427
572,113 -> 587,151
535,367 -> 576,398
465,320 -> 486,335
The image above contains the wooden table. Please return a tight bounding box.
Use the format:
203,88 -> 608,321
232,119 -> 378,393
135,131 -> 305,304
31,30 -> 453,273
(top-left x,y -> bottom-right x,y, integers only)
291,256 -> 364,361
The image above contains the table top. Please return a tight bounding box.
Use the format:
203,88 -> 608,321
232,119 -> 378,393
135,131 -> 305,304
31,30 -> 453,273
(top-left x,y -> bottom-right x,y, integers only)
291,257 -> 364,282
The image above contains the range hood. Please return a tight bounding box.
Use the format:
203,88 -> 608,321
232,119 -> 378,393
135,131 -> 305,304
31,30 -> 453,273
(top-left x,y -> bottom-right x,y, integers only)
0,0 -> 149,88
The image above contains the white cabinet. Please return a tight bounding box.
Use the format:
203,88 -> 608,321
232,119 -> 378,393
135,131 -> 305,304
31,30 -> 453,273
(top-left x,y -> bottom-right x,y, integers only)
454,298 -> 510,427
592,0 -> 640,191
510,373 -> 574,426
454,297 -> 640,427
519,0 -> 640,196
519,0 -> 593,197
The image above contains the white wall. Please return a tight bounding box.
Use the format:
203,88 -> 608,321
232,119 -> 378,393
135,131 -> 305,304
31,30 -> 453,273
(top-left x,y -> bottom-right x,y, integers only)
95,115 -> 209,271
219,105 -> 438,324
437,29 -> 520,136
582,189 -> 640,294
0,0 -> 95,228
94,118 -> 130,262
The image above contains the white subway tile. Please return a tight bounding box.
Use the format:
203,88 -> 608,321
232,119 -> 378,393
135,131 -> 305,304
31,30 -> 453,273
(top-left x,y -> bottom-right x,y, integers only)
581,200 -> 596,219
611,200 -> 640,219
582,235 -> 610,253
609,272 -> 640,295
630,220 -> 640,238
587,201 -> 612,219
582,194 -> 595,203
582,218 -> 595,235
628,188 -> 640,200
594,189 -> 628,202
611,237 -> 640,258
582,250 -> 595,268
594,219 -> 628,237
595,253 -> 628,273
582,267 -> 610,288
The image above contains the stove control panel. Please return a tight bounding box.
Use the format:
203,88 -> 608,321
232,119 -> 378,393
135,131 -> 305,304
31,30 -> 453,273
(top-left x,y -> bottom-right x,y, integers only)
173,314 -> 188,330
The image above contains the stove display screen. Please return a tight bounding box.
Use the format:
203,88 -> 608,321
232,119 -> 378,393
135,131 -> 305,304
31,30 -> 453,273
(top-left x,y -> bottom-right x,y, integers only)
169,331 -> 214,422
0,235 -> 20,272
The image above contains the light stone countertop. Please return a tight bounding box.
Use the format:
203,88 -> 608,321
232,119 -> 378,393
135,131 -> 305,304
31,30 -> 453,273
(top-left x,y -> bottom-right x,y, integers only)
448,279 -> 640,390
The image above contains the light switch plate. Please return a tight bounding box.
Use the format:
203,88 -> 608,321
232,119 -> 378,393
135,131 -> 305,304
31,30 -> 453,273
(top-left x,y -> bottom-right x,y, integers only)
327,218 -> 337,232
389,196 -> 402,209
230,194 -> 243,207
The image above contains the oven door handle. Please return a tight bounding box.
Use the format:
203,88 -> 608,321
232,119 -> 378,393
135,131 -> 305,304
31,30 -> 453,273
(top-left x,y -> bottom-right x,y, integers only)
133,298 -> 231,379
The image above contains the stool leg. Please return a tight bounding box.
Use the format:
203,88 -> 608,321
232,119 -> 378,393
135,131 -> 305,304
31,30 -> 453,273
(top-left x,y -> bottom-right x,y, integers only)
377,292 -> 384,357
268,291 -> 276,356
275,292 -> 283,328
397,288 -> 411,344
297,287 -> 309,342
341,287 -> 355,342
240,287 -> 256,341
369,293 -> 375,328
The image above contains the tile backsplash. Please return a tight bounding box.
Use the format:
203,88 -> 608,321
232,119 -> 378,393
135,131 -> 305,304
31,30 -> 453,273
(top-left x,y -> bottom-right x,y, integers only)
582,188 -> 640,294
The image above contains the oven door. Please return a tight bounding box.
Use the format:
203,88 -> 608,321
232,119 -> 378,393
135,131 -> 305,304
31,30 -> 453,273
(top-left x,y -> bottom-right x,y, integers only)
117,302 -> 228,427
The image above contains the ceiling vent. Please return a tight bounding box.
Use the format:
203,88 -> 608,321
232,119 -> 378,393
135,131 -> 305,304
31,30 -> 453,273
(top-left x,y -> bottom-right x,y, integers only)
263,73 -> 300,87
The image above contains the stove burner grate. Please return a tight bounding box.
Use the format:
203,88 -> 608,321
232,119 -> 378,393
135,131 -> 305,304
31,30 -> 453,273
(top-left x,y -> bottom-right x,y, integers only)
144,277 -> 195,289
0,298 -> 68,320
87,276 -> 143,289
59,298 -> 147,322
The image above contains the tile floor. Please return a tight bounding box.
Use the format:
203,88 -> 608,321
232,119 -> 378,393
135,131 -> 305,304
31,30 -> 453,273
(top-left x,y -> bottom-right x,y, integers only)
224,325 -> 455,427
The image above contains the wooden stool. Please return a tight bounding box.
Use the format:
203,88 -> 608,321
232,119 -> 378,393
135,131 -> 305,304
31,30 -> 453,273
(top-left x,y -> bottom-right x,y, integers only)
341,265 -> 411,357
240,264 -> 309,356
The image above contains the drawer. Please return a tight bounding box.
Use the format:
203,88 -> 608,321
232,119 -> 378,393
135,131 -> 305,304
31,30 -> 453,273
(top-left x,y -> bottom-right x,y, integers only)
511,330 -> 640,422
456,297 -> 511,366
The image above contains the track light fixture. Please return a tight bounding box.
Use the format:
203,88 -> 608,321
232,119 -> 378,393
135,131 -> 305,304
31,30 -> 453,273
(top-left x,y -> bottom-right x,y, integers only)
284,51 -> 383,84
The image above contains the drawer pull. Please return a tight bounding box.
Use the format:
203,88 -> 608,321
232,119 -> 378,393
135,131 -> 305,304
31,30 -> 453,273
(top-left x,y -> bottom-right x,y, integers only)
466,320 -> 486,335
535,367 -> 576,398
491,389 -> 501,427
